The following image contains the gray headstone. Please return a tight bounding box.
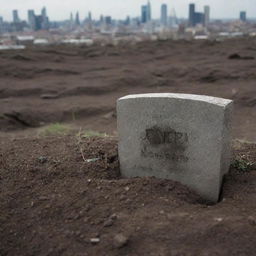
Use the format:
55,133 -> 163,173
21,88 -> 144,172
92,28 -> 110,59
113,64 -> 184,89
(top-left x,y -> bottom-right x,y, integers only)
117,93 -> 233,203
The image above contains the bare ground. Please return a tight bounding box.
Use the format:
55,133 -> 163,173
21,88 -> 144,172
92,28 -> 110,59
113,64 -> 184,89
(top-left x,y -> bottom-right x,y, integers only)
0,136 -> 256,256
1,39 -> 256,255
0,38 -> 256,141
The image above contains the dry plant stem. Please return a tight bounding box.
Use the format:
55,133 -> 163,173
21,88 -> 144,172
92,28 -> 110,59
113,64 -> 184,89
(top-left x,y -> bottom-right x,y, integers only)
77,127 -> 87,162
80,147 -> 87,163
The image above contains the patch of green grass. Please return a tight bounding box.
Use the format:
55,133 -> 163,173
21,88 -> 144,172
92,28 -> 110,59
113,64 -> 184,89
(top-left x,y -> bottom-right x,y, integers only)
231,157 -> 254,172
39,123 -> 71,136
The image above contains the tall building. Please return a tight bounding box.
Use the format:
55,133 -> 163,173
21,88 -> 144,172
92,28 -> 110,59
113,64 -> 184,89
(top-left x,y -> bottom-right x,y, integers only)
105,16 -> 112,25
0,16 -> 3,34
189,4 -> 195,26
75,12 -> 80,26
240,11 -> 247,22
88,12 -> 92,22
161,4 -> 168,26
204,6 -> 210,26
147,1 -> 152,21
35,15 -> 43,30
28,10 -> 36,30
141,5 -> 148,23
13,10 -> 20,23
100,15 -> 104,24
141,1 -> 151,24
41,7 -> 47,18
41,7 -> 49,29
188,3 -> 205,27
70,13 -> 74,23
125,16 -> 131,25
194,12 -> 204,25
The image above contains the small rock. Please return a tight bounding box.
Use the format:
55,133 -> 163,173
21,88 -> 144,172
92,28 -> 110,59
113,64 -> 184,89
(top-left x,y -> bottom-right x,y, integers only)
113,234 -> 129,248
103,111 -> 115,119
90,238 -> 100,244
248,216 -> 256,226
110,214 -> 117,220
124,186 -> 130,192
214,217 -> 223,222
103,218 -> 114,227
38,156 -> 47,164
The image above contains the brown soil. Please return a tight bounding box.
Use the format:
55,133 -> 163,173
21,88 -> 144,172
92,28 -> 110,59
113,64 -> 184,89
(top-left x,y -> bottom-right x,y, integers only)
1,38 -> 256,255
0,136 -> 256,256
0,38 -> 256,141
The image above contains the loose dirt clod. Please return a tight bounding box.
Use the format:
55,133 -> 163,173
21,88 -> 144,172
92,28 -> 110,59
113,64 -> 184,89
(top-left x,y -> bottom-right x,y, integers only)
113,234 -> 129,248
248,216 -> 256,226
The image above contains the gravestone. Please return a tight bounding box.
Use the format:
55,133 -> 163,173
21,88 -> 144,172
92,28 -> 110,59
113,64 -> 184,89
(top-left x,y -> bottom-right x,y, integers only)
117,93 -> 233,203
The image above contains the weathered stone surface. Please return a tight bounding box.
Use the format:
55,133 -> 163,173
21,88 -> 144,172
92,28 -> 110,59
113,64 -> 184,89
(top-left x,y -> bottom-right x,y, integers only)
117,93 -> 233,203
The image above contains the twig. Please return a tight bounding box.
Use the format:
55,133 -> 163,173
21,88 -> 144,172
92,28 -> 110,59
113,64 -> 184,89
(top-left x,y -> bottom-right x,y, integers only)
80,148 -> 87,162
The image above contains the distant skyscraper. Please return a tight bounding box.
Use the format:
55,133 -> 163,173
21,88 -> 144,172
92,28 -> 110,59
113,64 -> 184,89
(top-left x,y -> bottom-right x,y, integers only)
189,3 -> 205,27
161,4 -> 168,26
0,16 -> 3,31
204,6 -> 210,26
75,12 -> 80,26
13,10 -> 20,23
141,1 -> 151,24
105,16 -> 112,25
194,12 -> 204,25
147,1 -> 152,21
240,11 -> 247,22
34,15 -> 43,30
41,7 -> 47,18
99,15 -> 103,23
189,4 -> 195,26
35,15 -> 44,30
88,12 -> 92,22
28,10 -> 36,30
125,16 -> 131,25
141,5 -> 148,23
41,7 -> 49,29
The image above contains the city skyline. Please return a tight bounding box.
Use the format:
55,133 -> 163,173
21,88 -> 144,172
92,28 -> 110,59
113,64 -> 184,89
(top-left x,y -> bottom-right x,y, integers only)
0,0 -> 254,21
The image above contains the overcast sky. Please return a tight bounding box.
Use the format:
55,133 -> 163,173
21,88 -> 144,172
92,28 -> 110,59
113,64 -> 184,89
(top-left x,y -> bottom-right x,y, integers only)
0,0 -> 255,21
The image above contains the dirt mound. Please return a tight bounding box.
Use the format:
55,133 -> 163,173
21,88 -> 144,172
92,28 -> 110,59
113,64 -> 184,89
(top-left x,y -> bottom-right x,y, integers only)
0,136 -> 256,256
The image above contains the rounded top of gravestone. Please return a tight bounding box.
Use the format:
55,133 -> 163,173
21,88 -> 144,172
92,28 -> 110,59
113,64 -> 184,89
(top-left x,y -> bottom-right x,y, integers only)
118,93 -> 232,107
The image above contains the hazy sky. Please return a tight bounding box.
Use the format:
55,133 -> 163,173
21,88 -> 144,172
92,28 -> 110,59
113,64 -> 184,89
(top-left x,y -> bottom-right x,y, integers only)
0,0 -> 255,21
